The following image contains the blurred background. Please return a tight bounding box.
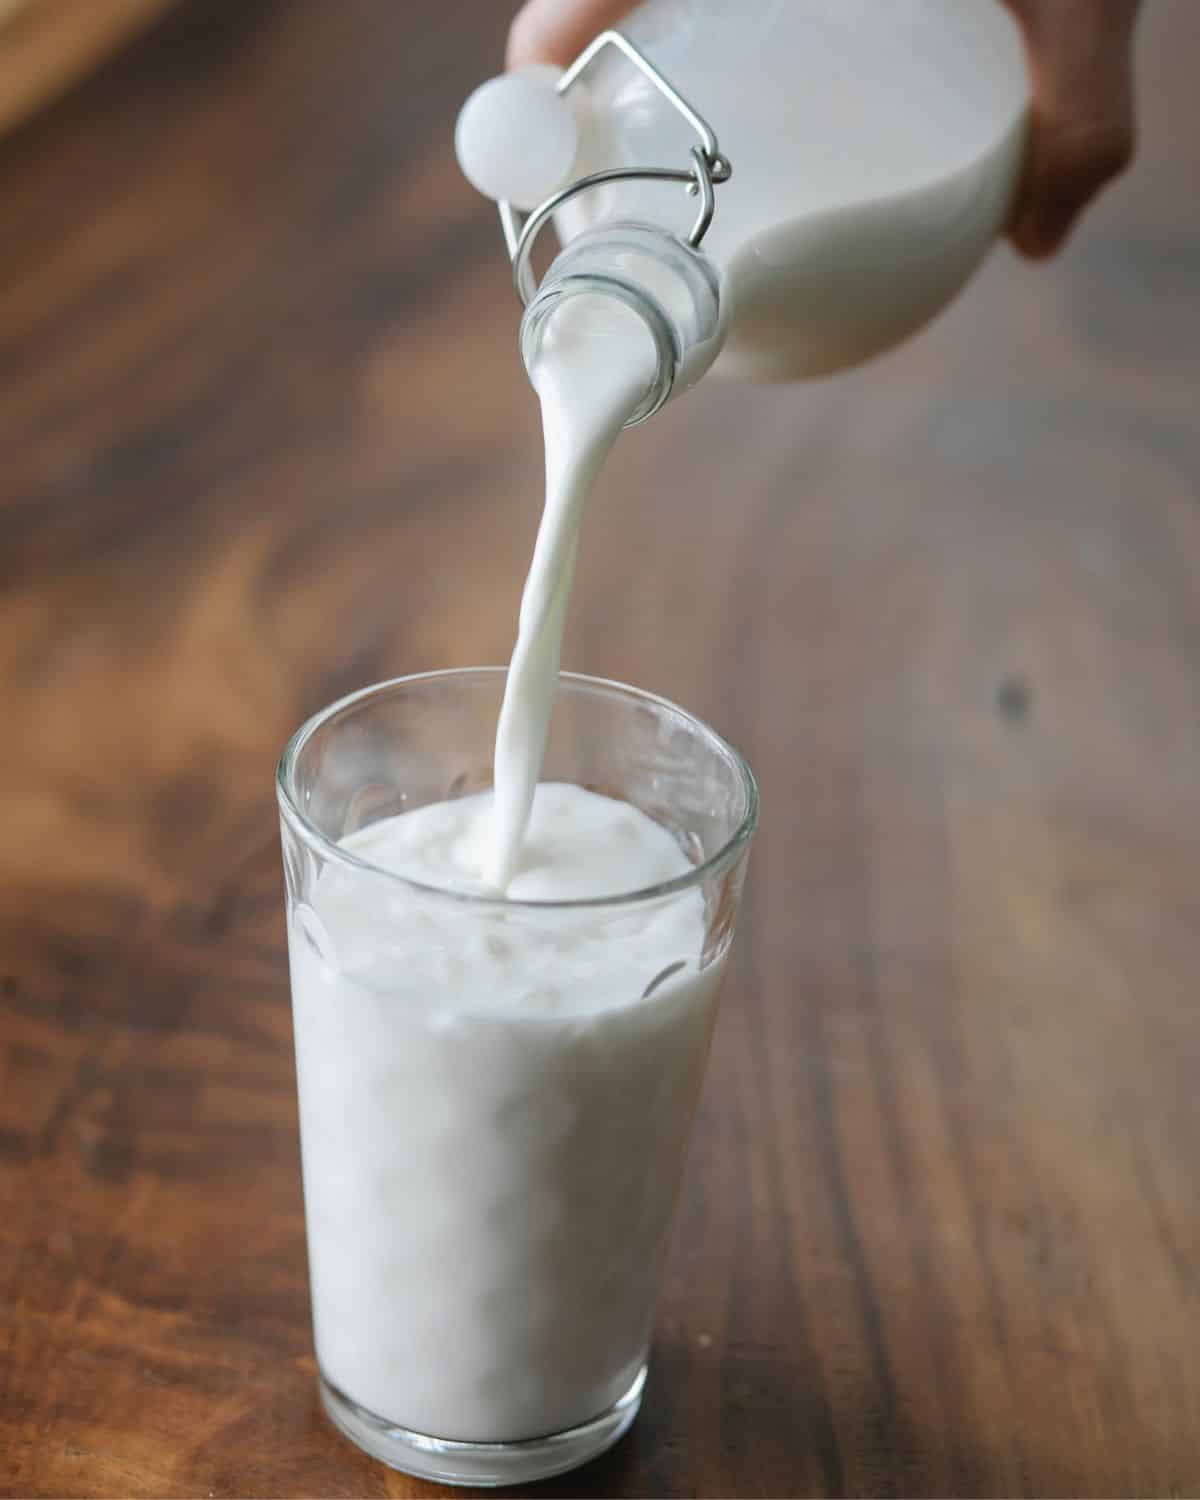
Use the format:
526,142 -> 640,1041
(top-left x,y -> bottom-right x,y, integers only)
2,2 -> 1198,1496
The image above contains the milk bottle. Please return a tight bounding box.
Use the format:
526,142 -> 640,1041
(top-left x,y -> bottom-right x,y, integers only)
457,0 -> 1030,392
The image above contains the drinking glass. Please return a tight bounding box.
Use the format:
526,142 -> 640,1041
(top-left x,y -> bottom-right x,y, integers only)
277,669 -> 757,1485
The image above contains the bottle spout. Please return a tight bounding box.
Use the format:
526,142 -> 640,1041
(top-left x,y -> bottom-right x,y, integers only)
519,222 -> 725,427
455,29 -> 731,425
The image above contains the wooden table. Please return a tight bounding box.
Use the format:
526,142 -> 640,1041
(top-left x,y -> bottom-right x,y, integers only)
2,3 -> 1198,1495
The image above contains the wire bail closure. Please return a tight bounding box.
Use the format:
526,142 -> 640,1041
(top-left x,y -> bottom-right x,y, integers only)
498,30 -> 732,307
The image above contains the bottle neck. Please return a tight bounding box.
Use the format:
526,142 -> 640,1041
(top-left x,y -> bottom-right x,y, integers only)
519,222 -> 724,427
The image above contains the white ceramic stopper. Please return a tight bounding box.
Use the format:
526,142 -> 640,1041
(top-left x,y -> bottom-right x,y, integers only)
455,66 -> 579,211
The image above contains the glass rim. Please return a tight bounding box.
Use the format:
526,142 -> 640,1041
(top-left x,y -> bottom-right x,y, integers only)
276,668 -> 759,912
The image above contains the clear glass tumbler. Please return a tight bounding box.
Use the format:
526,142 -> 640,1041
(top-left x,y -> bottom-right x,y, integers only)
277,669 -> 757,1486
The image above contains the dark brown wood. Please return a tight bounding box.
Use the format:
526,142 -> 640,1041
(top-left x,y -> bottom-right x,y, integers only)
2,3 -> 1199,1495
0,0 -> 175,142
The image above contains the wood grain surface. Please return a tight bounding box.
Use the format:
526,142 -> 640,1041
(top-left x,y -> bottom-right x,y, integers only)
0,0 -> 175,142
2,2 -> 1199,1495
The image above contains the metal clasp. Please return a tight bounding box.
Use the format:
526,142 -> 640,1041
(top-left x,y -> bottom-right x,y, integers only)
499,30 -> 732,307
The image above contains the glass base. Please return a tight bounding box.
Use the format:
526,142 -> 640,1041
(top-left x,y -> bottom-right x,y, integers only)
318,1366 -> 646,1487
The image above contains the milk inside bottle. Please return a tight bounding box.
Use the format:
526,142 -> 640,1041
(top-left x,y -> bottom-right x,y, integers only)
458,0 -> 1030,383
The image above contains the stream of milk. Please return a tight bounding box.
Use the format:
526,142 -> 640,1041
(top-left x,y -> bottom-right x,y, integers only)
485,294 -> 658,888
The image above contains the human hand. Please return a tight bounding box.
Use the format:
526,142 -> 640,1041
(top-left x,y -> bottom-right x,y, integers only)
507,0 -> 1141,258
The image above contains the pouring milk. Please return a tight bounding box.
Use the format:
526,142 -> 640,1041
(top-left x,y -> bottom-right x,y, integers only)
486,296 -> 658,887
456,0 -> 1029,882
288,1 -> 1033,1473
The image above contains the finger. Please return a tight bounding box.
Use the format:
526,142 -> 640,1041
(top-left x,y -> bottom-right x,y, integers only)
1012,114 -> 1135,258
1004,0 -> 1140,257
507,0 -> 638,69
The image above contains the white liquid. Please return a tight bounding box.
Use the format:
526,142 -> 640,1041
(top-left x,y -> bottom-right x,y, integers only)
291,783 -> 722,1442
486,295 -> 657,888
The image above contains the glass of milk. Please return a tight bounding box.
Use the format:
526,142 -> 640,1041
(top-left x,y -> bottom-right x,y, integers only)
277,668 -> 757,1485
